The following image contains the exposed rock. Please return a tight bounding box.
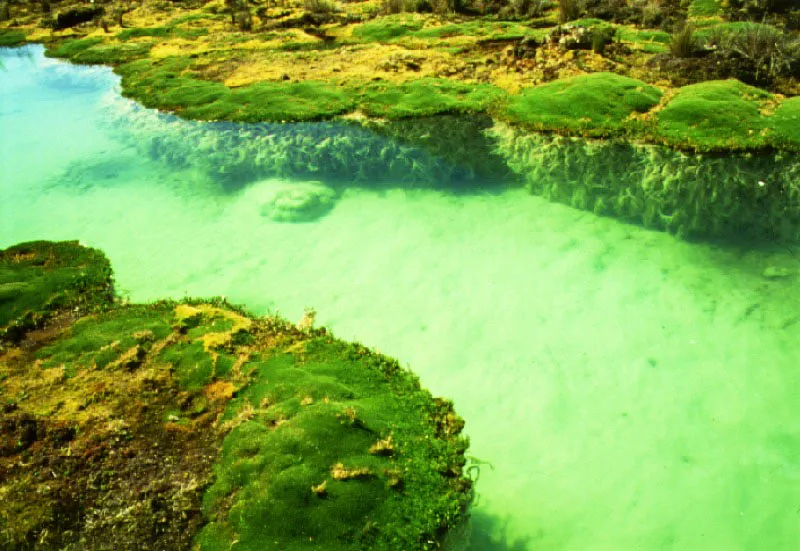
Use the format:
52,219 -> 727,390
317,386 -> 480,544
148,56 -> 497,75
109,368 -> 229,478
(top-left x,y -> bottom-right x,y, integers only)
47,6 -> 104,30
550,25 -> 594,51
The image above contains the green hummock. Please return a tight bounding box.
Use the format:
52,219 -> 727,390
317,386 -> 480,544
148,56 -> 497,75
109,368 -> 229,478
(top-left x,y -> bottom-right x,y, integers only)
654,80 -> 774,150
0,241 -> 473,550
504,73 -> 663,136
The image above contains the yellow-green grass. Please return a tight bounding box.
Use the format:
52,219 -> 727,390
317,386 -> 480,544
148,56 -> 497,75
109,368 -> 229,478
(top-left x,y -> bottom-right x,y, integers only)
653,80 -> 774,151
503,72 -> 663,136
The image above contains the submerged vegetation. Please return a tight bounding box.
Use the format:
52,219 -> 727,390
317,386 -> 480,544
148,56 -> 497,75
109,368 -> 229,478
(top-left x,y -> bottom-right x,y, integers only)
0,241 -> 474,549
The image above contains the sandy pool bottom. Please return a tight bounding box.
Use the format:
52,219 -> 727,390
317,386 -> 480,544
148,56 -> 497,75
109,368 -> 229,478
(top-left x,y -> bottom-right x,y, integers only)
2,46 -> 800,551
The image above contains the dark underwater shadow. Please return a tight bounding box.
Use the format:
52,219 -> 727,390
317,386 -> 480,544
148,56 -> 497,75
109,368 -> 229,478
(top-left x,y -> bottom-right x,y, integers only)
465,509 -> 533,551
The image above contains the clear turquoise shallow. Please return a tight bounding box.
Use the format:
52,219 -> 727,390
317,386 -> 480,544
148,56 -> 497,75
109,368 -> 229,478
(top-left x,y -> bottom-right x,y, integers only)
2,46 -> 799,550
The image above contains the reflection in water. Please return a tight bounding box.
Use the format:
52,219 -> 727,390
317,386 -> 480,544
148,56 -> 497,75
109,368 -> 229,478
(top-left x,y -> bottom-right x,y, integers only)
2,45 -> 800,550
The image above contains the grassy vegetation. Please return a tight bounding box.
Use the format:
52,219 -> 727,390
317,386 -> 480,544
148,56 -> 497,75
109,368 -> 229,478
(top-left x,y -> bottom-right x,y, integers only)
44,37 -> 104,59
0,29 -> 25,47
0,241 -> 113,343
654,80 -> 773,150
117,26 -> 208,41
410,20 -> 533,40
504,73 -> 663,135
688,0 -> 722,17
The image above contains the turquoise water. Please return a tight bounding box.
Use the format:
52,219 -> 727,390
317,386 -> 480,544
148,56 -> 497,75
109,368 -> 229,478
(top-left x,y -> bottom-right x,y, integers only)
2,46 -> 800,550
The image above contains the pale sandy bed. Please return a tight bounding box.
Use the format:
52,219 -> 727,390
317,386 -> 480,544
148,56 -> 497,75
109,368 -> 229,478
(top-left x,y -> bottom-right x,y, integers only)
2,46 -> 799,551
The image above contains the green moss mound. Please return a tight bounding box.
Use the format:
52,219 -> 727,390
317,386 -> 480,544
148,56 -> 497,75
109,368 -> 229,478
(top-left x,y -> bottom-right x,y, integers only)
0,29 -> 26,47
45,37 -> 104,60
770,97 -> 800,149
46,36 -> 153,65
654,80 -> 773,151
199,338 -> 472,550
117,57 -> 355,122
504,73 -> 663,136
0,240 -> 114,343
359,78 -> 507,119
1,241 -> 473,550
352,16 -> 424,42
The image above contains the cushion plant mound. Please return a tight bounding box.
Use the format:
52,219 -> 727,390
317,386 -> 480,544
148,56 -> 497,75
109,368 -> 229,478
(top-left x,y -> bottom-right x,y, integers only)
654,79 -> 774,151
0,240 -> 113,344
504,72 -> 663,136
0,241 -> 474,551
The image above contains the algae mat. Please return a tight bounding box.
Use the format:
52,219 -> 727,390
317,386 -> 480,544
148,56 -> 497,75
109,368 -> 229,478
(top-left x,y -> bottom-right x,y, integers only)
2,46 -> 800,550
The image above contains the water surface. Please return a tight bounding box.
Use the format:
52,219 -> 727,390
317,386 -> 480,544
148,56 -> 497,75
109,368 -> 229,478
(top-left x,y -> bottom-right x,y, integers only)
2,45 -> 799,550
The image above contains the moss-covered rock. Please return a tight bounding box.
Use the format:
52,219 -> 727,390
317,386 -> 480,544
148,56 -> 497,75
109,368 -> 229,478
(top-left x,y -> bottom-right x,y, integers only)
0,242 -> 473,550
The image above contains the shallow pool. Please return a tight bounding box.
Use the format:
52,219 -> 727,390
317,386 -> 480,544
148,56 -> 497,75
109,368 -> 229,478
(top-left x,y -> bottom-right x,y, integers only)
2,45 -> 799,550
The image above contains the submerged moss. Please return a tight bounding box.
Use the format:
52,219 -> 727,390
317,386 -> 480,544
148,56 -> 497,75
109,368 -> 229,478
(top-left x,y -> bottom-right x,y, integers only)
491,123 -> 800,240
0,242 -> 473,550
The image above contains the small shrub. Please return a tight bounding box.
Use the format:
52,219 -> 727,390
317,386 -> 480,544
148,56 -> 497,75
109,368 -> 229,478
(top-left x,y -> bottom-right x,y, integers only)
304,0 -> 337,14
640,0 -> 662,26
704,22 -> 800,84
559,0 -> 584,22
235,8 -> 252,30
382,0 -> 407,13
669,23 -> 695,58
592,25 -> 614,54
507,0 -> 553,17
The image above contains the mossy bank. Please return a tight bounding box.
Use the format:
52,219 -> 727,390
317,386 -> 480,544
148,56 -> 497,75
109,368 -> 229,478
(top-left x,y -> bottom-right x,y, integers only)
1,0 -> 799,152
0,241 -> 474,550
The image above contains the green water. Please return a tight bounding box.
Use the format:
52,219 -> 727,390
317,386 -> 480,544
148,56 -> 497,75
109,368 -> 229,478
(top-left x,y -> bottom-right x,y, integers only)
2,46 -> 799,550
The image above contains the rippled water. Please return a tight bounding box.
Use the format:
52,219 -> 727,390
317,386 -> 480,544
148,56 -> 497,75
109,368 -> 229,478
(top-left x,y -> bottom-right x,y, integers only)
2,45 -> 799,550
